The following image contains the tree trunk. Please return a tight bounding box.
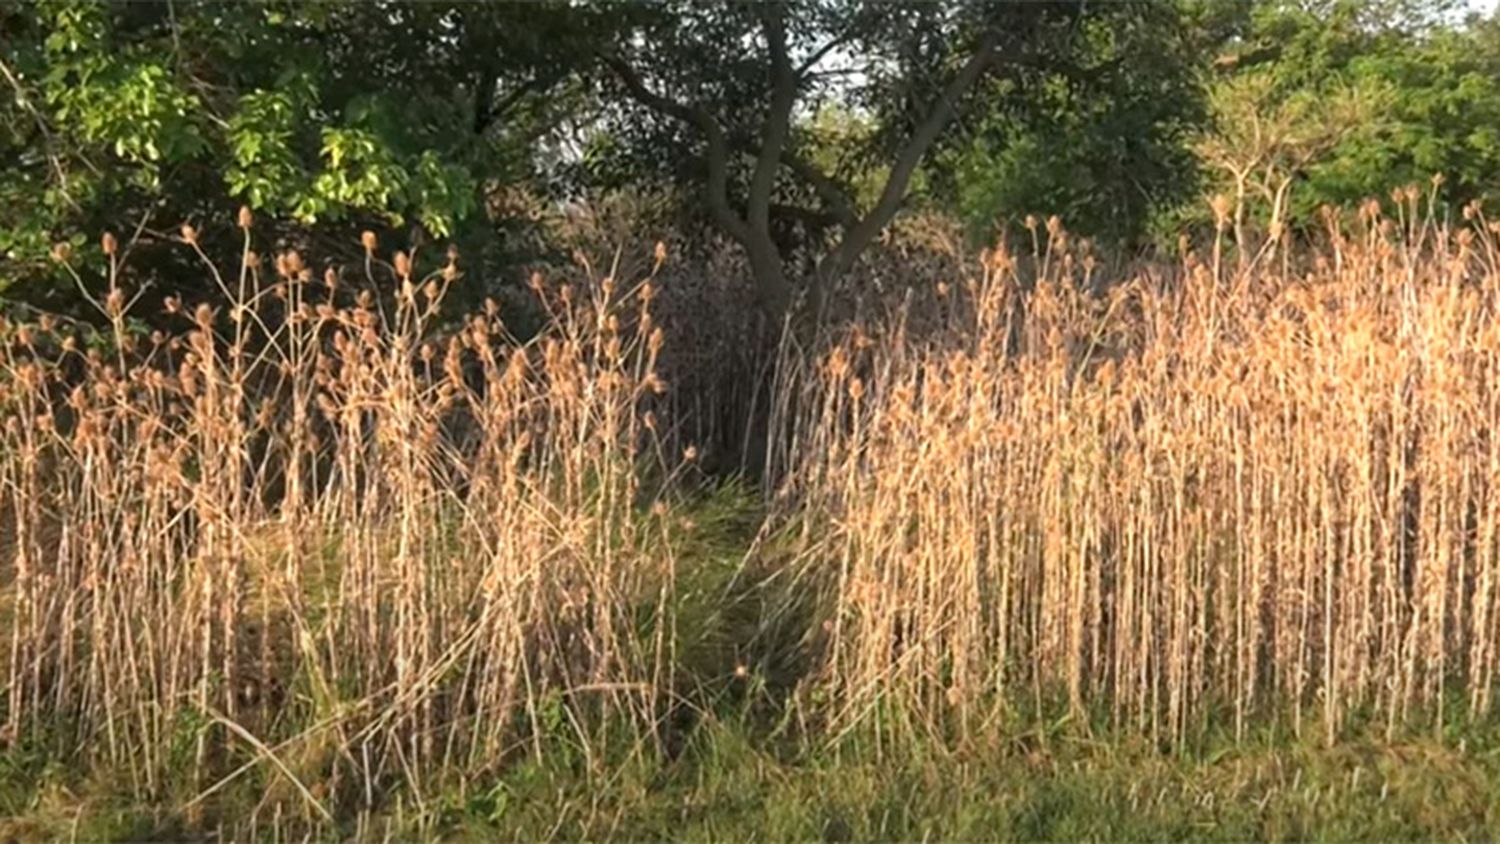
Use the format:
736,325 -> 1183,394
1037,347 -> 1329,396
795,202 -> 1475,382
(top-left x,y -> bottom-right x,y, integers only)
745,234 -> 791,322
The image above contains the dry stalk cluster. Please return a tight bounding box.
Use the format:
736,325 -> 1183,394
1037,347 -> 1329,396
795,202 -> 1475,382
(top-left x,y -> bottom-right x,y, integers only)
0,223 -> 687,810
774,200 -> 1500,746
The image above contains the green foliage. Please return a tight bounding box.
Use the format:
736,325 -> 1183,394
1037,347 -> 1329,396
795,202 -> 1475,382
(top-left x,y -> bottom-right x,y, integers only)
7,718 -> 1500,841
1304,24 -> 1500,212
224,84 -> 312,212
938,4 -> 1205,245
0,0 -> 560,302
6,0 -> 1500,304
572,0 -> 1148,303
1192,0 -> 1500,229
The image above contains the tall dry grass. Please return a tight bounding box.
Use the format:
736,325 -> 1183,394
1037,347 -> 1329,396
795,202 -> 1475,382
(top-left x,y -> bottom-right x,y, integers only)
8,189 -> 1500,827
0,218 -> 690,819
773,193 -> 1500,747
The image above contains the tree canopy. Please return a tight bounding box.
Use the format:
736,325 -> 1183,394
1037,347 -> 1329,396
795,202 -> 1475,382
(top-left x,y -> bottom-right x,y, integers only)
576,1 -> 1209,311
0,1 -> 569,305
3,0 -> 1499,316
1190,0 -> 1500,235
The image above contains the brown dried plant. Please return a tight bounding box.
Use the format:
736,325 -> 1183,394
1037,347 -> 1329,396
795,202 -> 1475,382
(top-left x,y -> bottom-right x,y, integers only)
0,218 -> 689,821
772,196 -> 1500,749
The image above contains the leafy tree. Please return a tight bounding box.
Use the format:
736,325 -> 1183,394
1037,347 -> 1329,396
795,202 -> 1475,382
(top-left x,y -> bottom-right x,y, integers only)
577,0 -> 1164,317
1191,0 -> 1500,235
934,2 -> 1206,246
0,0 -> 571,307
1195,69 -> 1384,257
10,0 -> 1493,320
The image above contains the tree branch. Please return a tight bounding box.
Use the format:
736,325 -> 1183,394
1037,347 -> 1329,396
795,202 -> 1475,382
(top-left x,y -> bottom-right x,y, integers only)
599,52 -> 751,245
748,2 -> 795,234
795,30 -> 856,79
724,130 -> 858,230
476,69 -> 566,136
0,55 -> 81,210
599,52 -> 700,127
780,149 -> 857,229
473,70 -> 499,134
821,28 -> 1005,280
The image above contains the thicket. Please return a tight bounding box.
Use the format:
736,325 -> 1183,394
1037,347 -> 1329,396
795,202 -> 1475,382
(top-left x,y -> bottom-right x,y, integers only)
4,193 -> 1500,835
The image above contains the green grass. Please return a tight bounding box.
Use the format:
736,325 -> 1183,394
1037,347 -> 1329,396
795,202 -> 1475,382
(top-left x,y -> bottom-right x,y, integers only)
4,717 -> 1499,842
412,714 -> 1500,842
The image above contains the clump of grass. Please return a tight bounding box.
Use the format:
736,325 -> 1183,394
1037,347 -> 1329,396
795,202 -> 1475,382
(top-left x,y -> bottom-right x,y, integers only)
6,709 -> 1499,841
774,195 -> 1500,749
0,217 -> 695,826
